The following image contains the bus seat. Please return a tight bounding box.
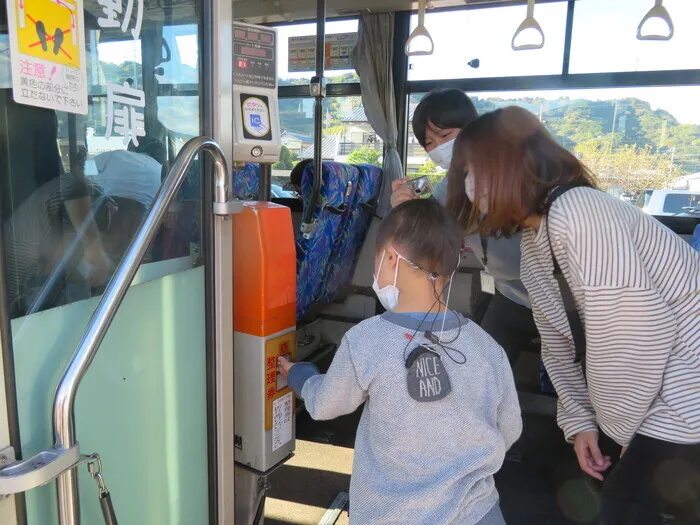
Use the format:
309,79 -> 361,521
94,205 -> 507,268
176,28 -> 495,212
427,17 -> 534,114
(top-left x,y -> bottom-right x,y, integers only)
296,161 -> 360,321
319,164 -> 382,305
232,163 -> 260,200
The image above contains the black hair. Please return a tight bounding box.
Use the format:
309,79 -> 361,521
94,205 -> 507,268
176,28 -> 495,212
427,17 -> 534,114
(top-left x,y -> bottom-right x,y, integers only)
290,158 -> 313,187
412,89 -> 478,148
376,199 -> 463,277
128,136 -> 167,165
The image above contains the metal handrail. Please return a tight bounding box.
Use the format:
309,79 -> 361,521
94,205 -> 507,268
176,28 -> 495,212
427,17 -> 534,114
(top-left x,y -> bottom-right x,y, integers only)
53,136 -> 230,524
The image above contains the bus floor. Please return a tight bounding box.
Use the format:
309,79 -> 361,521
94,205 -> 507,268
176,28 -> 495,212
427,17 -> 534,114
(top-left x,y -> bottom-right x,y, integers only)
265,406 -> 603,525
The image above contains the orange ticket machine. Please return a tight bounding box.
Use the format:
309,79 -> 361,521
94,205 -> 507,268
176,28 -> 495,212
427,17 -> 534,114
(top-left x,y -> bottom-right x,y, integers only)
233,201 -> 297,473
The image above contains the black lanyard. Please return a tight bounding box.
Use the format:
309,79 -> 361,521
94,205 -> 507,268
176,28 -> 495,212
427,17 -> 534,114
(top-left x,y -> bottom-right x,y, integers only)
545,184 -> 592,368
480,235 -> 488,268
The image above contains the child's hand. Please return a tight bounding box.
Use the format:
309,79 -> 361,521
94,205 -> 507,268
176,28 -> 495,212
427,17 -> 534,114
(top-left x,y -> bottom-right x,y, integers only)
277,356 -> 294,378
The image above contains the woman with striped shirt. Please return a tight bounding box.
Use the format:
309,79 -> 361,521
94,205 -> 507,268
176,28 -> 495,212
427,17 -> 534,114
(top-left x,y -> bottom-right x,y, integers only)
446,106 -> 700,524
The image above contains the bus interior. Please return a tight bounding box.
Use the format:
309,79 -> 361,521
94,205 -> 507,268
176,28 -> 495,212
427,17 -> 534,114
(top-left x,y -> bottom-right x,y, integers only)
0,0 -> 698,524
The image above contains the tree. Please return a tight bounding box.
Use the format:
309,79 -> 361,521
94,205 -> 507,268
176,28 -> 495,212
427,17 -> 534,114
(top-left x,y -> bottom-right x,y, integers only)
272,145 -> 298,170
576,138 -> 681,194
347,145 -> 381,166
324,124 -> 347,136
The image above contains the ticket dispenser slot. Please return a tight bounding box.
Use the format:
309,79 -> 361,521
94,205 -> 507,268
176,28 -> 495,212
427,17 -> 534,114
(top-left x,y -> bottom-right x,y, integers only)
233,202 -> 297,472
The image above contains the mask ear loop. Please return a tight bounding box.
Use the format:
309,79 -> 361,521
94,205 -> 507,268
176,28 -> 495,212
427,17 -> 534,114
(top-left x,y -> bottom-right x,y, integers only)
373,250 -> 387,283
423,251 -> 466,364
392,250 -> 401,287
431,250 -> 461,340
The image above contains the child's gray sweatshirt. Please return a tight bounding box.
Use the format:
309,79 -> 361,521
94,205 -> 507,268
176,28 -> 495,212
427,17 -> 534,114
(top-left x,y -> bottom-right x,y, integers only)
288,311 -> 522,525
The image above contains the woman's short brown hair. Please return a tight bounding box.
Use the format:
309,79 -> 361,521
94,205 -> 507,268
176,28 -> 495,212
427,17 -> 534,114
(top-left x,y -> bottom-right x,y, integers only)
445,106 -> 596,237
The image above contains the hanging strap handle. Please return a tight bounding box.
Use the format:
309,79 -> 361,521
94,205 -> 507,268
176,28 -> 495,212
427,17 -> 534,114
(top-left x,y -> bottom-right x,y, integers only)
405,0 -> 435,56
637,0 -> 674,41
512,0 -> 545,51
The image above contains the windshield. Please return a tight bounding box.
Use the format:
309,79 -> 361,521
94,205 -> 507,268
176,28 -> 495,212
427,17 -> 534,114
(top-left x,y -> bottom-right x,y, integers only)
663,193 -> 700,214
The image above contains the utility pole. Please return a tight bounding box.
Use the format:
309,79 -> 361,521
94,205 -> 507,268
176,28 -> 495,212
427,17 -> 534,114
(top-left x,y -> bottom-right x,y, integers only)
610,100 -> 618,152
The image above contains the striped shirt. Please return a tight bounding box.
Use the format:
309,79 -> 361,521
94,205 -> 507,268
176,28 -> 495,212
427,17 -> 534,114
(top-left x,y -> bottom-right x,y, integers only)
521,187 -> 700,446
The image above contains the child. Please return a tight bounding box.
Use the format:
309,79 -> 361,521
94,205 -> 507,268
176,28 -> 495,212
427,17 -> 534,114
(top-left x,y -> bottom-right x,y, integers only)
278,198 -> 522,525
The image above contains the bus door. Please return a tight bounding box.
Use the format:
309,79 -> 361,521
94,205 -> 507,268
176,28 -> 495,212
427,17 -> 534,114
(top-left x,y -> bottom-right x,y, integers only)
0,0 -> 226,521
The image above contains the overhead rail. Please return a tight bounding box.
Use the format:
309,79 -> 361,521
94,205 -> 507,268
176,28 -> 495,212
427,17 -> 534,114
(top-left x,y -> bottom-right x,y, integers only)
637,0 -> 674,41
512,0 -> 545,51
405,0 -> 434,56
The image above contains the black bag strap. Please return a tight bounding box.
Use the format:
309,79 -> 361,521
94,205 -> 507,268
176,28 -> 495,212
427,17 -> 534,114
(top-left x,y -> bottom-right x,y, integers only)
545,183 -> 591,366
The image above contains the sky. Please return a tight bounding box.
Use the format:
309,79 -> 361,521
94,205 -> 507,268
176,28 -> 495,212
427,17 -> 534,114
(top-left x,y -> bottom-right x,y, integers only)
4,0 -> 699,124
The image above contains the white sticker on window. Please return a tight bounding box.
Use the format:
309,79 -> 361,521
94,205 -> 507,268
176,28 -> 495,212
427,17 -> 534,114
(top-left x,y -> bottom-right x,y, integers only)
272,391 -> 293,452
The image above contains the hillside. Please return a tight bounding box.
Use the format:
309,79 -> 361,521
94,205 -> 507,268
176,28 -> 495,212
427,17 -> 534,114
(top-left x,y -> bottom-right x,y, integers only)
470,95 -> 700,175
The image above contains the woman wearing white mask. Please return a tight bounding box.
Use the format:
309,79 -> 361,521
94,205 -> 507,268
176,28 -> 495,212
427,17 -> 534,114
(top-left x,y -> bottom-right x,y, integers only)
391,89 -> 539,371
448,106 -> 700,524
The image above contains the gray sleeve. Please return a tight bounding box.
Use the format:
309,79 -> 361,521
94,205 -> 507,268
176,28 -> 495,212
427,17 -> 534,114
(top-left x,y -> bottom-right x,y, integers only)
287,362 -> 320,397
432,176 -> 448,206
300,336 -> 368,420
497,351 -> 523,449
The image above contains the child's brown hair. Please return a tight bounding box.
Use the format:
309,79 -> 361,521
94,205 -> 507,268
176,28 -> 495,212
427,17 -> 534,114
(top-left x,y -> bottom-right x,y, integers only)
376,198 -> 463,277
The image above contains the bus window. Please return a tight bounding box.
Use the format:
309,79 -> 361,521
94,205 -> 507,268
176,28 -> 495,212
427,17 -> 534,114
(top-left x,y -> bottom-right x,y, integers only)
0,33 -> 9,89
409,86 -> 700,208
407,3 -> 568,81
276,95 -> 380,188
570,0 -> 700,74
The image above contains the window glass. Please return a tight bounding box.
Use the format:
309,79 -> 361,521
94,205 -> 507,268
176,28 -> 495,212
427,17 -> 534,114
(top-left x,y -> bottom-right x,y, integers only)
663,193 -> 700,214
276,19 -> 359,86
407,3 -> 568,81
409,87 -> 700,203
0,33 -> 9,89
1,15 -> 201,319
159,24 -> 199,85
275,95 -> 381,188
570,0 -> 700,74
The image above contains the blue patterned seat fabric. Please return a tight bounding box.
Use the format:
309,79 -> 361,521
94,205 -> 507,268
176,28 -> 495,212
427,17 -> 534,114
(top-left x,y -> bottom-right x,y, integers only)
232,163 -> 260,200
319,164 -> 382,306
296,162 -> 359,320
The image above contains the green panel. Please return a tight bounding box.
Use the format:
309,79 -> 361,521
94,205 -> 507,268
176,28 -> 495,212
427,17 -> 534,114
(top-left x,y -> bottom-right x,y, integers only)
11,267 -> 208,525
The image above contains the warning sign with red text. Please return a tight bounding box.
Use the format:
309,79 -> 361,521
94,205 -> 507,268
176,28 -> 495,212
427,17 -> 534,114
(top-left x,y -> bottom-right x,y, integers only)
5,0 -> 88,114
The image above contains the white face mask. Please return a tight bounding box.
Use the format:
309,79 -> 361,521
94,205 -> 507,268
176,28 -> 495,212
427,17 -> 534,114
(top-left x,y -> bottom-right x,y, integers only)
465,172 -> 488,213
427,138 -> 455,170
372,249 -> 412,312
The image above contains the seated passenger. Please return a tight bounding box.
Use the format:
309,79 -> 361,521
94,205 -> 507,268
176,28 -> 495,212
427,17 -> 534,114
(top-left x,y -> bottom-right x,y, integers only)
92,136 -> 165,209
91,136 -> 166,262
289,158 -> 312,198
278,198 -> 522,525
3,173 -> 113,316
